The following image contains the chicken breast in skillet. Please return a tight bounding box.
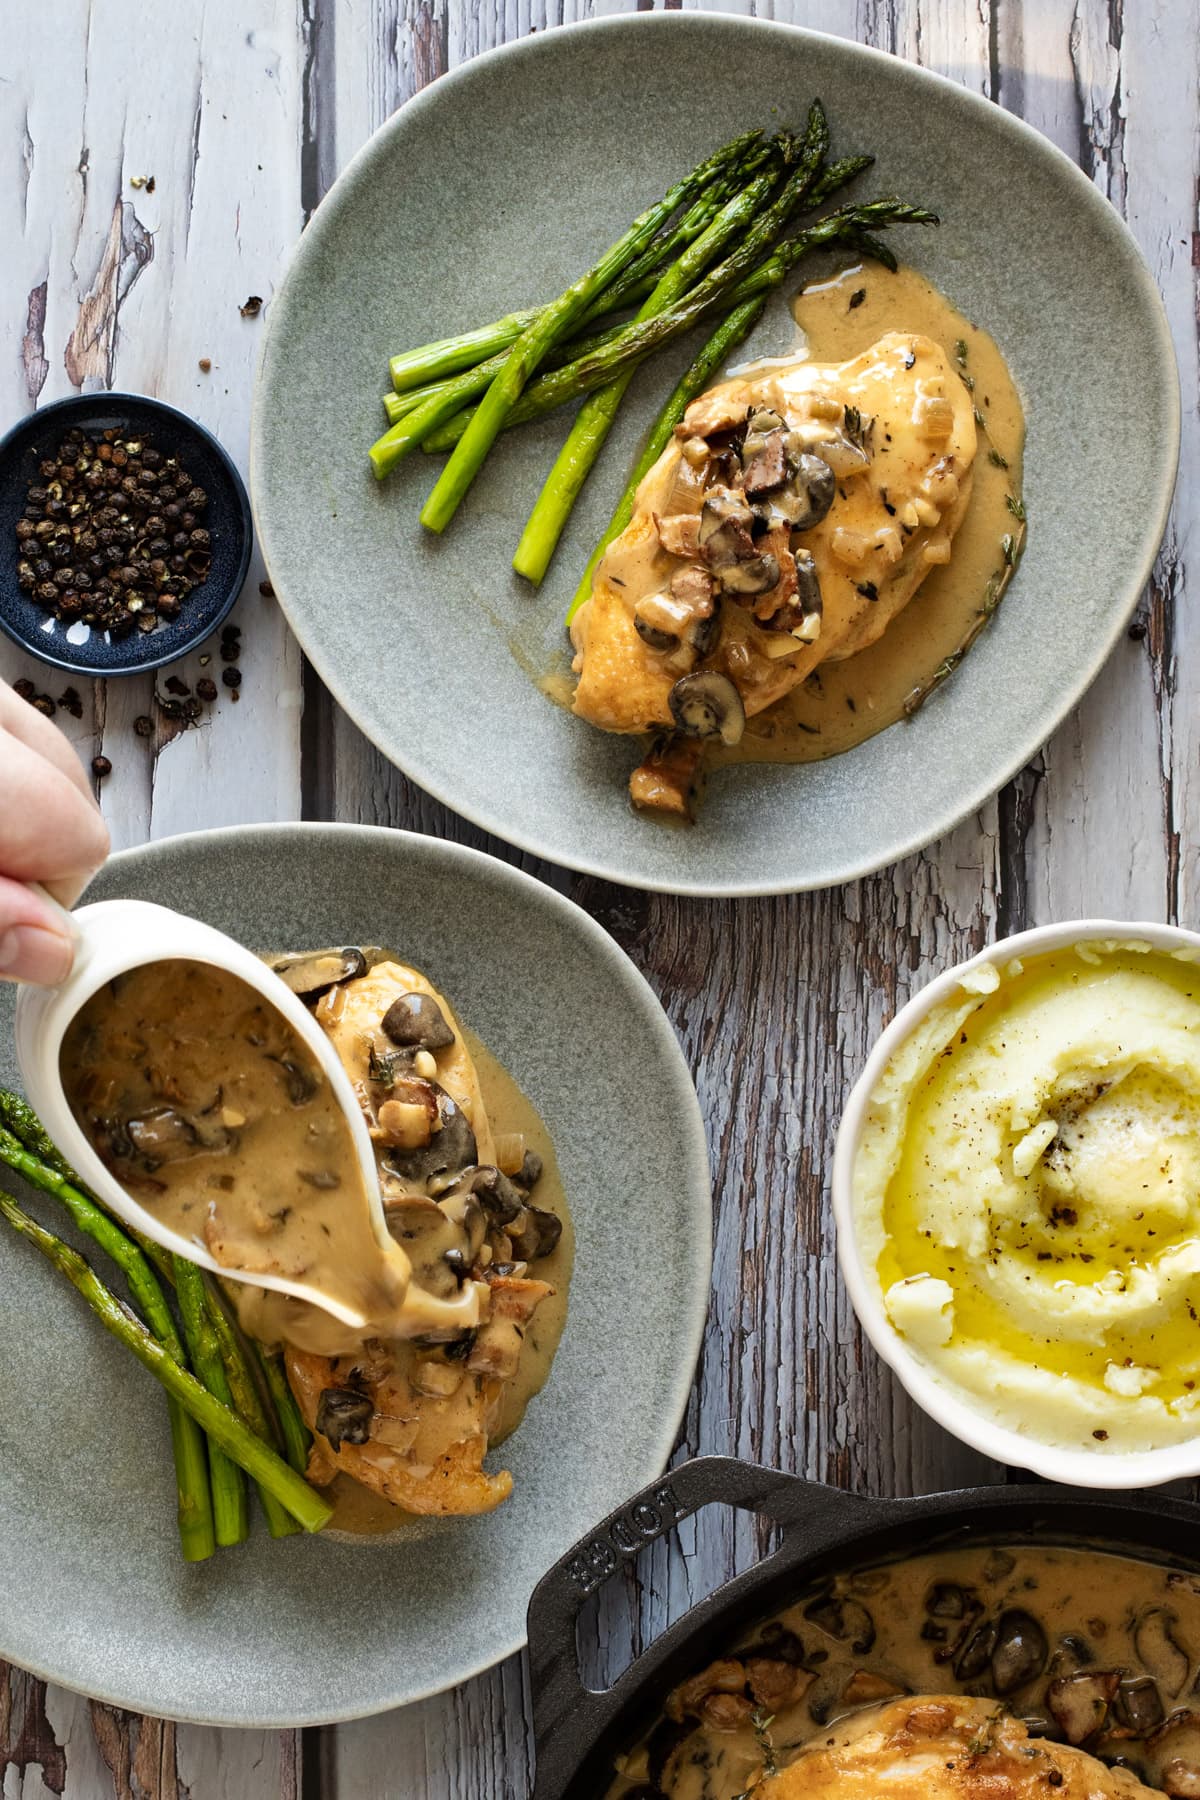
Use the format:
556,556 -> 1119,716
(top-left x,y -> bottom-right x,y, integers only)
569,331 -> 976,813
758,1696 -> 1157,1800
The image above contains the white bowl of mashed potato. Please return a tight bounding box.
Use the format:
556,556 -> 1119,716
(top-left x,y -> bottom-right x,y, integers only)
833,919 -> 1200,1486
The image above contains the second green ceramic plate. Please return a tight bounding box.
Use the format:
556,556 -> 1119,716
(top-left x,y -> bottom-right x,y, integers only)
253,15 -> 1178,895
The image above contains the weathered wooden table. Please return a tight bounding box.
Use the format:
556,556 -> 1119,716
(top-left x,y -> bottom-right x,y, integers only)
1,1 -> 1194,1794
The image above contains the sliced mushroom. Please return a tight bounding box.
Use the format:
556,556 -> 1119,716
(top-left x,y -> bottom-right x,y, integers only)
1136,1609 -> 1192,1699
384,1086 -> 476,1191
745,1658 -> 814,1712
634,611 -> 680,653
316,1386 -> 373,1448
991,1609 -> 1049,1696
271,1055 -> 320,1106
954,1618 -> 998,1682
762,549 -> 821,641
443,1163 -> 524,1228
507,1204 -> 563,1262
742,430 -> 788,499
269,947 -> 367,1000
802,1591 -> 876,1655
669,564 -> 715,611
1117,1675 -> 1166,1735
381,1188 -> 472,1294
510,1148 -> 543,1195
698,488 -> 755,568
782,451 -> 836,530
123,1106 -> 231,1165
926,1582 -> 973,1621
630,733 -> 704,819
669,672 -> 745,747
381,992 -> 455,1052
1047,1670 -> 1120,1744
717,553 -> 780,598
437,1183 -> 488,1265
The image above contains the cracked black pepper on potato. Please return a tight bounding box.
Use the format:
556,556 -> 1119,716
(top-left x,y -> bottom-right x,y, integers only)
14,426 -> 210,637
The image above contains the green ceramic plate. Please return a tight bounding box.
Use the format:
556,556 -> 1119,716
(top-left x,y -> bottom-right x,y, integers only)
0,826 -> 710,1725
253,13 -> 1177,897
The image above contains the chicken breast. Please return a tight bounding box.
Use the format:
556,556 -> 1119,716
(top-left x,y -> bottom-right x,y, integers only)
570,331 -> 976,743
758,1696 -> 1156,1800
314,959 -> 494,1168
279,959 -> 556,1516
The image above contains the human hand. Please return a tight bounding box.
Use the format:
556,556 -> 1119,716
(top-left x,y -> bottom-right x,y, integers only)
0,681 -> 109,984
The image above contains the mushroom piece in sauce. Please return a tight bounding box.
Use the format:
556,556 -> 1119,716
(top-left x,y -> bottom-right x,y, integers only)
383,1086 -> 477,1190
269,946 -> 368,1001
315,1386 -> 373,1448
668,671 -> 746,746
381,991 -> 456,1051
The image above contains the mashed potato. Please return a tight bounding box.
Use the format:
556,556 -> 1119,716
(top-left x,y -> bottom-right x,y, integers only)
853,940 -> 1200,1451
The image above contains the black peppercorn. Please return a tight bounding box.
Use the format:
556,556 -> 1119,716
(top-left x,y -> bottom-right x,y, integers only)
91,755 -> 112,778
222,666 -> 242,688
196,676 -> 218,702
133,714 -> 154,737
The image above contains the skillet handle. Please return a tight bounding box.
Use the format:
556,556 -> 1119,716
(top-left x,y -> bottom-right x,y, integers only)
526,1455 -> 858,1799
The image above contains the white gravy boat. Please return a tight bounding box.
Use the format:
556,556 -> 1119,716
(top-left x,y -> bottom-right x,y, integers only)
13,897 -> 393,1330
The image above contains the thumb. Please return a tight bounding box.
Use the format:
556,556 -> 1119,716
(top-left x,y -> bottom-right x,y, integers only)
0,876 -> 77,986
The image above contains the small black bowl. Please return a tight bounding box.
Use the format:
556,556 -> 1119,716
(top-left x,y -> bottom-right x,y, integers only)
0,392 -> 252,677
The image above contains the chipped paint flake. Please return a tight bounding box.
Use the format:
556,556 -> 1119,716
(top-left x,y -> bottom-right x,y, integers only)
63,199 -> 153,389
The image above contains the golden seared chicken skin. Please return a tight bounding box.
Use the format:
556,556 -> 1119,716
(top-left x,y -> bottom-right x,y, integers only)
271,954 -> 562,1518
570,331 -> 976,813
756,1696 -> 1157,1800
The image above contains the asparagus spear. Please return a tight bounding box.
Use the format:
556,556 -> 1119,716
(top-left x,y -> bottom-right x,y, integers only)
419,131 -> 768,534
370,119 -> 825,486
373,149 -> 874,454
174,1255 -> 248,1547
512,157 -> 786,584
371,309 -> 643,477
255,1343 -> 312,1475
423,197 -> 938,455
567,292 -> 770,624
0,1187 -> 333,1532
385,133 -> 768,395
202,1279 -> 300,1538
0,1114 -> 216,1563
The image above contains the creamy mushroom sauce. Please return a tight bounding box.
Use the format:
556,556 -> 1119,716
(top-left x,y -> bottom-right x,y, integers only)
323,1029 -> 573,1536
607,1544 -> 1200,1799
713,260 -> 1025,771
545,263 -> 1025,795
59,959 -> 436,1345
61,949 -> 573,1532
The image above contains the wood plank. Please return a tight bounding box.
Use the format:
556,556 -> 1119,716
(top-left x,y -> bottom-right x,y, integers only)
0,0 -> 303,850
0,3 -> 306,1792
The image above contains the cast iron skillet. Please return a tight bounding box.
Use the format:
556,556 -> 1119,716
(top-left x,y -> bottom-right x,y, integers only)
526,1455 -> 1200,1799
